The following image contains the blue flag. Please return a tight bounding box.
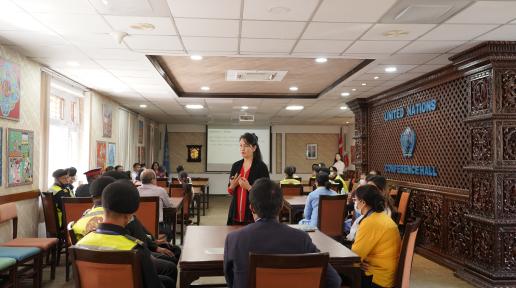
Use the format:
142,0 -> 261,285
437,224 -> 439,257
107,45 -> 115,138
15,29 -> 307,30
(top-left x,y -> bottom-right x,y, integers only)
162,125 -> 170,176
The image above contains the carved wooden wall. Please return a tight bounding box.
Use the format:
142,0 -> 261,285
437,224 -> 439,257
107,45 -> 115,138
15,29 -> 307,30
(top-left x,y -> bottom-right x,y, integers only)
348,42 -> 516,287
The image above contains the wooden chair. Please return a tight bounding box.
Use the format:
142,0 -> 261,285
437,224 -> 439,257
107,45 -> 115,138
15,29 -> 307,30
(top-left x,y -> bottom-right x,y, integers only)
0,247 -> 42,288
317,195 -> 348,240
62,197 -> 93,226
293,176 -> 302,182
249,253 -> 329,288
169,184 -> 185,197
280,184 -> 303,196
156,178 -> 168,188
308,177 -> 316,190
397,190 -> 412,226
67,222 -> 78,246
170,178 -> 180,184
0,203 -> 59,281
169,184 -> 192,224
0,257 -> 17,288
134,196 -> 160,239
70,247 -> 143,288
394,218 -> 422,288
40,192 -> 70,280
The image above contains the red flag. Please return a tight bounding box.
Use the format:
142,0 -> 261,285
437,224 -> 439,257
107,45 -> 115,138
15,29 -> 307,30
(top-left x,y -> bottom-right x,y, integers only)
338,127 -> 343,156
343,153 -> 350,167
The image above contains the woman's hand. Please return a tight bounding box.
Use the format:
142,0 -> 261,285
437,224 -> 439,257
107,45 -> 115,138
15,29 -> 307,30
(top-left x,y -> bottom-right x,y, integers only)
229,173 -> 241,190
238,177 -> 251,191
360,261 -> 370,272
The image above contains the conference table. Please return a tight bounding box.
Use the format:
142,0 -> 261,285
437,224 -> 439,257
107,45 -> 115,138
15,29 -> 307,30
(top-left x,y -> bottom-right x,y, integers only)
283,195 -> 307,224
179,225 -> 361,288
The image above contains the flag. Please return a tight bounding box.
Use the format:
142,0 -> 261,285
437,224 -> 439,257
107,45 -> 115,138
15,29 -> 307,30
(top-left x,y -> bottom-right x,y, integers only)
338,127 -> 343,156
162,125 -> 170,175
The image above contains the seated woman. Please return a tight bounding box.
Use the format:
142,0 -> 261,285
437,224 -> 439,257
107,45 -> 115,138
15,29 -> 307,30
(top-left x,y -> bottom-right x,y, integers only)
329,166 -> 348,193
179,171 -> 193,222
279,166 -> 301,185
352,184 -> 401,288
152,161 -> 167,178
298,171 -> 337,227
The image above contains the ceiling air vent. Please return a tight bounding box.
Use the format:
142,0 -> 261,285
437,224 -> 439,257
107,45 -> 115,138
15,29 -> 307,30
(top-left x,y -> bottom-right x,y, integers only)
239,114 -> 255,122
226,70 -> 287,82
380,0 -> 471,24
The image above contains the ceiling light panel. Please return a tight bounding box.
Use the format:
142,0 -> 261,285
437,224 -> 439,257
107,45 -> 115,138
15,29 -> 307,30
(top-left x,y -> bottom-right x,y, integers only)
314,0 -> 397,22
243,0 -> 319,21
361,24 -> 435,40
168,0 -> 241,19
302,22 -> 372,40
175,18 -> 239,37
380,0 -> 471,24
104,16 -> 176,35
241,21 -> 306,39
420,24 -> 497,41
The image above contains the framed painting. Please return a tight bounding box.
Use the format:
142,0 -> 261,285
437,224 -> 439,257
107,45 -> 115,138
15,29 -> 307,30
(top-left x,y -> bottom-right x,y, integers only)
187,145 -> 202,162
96,141 -> 107,168
7,128 -> 33,187
306,143 -> 317,160
0,58 -> 21,121
138,119 -> 144,144
107,142 -> 116,167
102,104 -> 112,138
0,127 -> 2,185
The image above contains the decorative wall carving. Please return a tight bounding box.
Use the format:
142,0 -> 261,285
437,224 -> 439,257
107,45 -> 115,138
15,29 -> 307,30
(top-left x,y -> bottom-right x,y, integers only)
419,192 -> 443,250
470,224 -> 495,269
470,73 -> 492,115
502,231 -> 516,272
447,199 -> 469,261
471,126 -> 493,165
501,176 -> 516,217
471,173 -> 494,217
502,127 -> 516,161
500,70 -> 516,113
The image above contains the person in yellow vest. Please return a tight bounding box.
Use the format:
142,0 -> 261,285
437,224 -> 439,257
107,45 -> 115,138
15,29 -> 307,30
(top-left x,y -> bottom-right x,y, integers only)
75,180 -> 173,288
329,166 -> 348,194
49,169 -> 72,227
279,166 -> 300,185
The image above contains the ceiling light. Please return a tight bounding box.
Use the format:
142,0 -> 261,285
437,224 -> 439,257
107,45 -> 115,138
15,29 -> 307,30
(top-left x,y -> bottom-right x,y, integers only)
340,106 -> 348,110
101,0 -> 109,5
289,86 -> 298,91
190,55 -> 203,61
186,104 -> 204,110
361,83 -> 367,86
268,6 -> 291,14
352,88 -> 357,91
241,106 -> 249,110
286,105 -> 304,111
315,57 -> 327,63
385,66 -> 397,73
66,61 -> 79,67
383,29 -> 409,38
129,23 -> 155,31
341,92 -> 350,97
346,121 -> 350,124
374,76 -> 379,80
139,104 -> 147,108
201,86 -> 210,91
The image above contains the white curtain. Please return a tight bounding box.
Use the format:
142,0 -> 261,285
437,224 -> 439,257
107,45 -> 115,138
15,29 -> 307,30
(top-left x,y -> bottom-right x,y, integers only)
117,108 -> 130,168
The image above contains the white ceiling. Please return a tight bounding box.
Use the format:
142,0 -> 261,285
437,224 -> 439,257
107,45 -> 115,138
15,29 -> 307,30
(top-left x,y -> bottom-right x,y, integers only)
0,0 -> 516,125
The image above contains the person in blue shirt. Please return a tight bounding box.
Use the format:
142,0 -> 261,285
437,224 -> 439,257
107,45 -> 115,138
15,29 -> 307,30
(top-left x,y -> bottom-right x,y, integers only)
299,171 -> 337,227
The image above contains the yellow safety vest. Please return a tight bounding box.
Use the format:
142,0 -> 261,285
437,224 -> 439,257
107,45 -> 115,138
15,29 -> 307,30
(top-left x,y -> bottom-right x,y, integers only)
279,178 -> 301,185
49,184 -> 65,226
76,231 -> 138,251
72,206 -> 105,241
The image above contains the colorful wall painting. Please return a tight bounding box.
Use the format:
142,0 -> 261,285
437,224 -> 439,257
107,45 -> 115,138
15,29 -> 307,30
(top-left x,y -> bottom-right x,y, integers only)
0,58 -> 21,120
7,129 -> 33,186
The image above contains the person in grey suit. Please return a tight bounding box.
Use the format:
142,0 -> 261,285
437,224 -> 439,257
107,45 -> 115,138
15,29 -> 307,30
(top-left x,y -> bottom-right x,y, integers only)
223,178 -> 342,288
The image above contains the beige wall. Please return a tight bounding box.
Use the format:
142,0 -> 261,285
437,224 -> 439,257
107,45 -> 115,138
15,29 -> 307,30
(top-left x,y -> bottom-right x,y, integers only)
285,133 -> 338,174
169,132 -> 206,174
276,135 -> 282,174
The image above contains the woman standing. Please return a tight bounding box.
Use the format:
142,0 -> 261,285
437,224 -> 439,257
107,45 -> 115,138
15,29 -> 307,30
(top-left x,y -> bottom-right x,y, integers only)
227,133 -> 269,225
332,153 -> 345,175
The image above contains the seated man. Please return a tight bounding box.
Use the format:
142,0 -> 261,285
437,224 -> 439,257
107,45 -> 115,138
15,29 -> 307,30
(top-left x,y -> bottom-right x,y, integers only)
75,168 -> 102,197
49,169 -> 73,228
224,178 -> 341,288
298,171 -> 338,228
137,169 -> 174,240
75,180 -> 173,288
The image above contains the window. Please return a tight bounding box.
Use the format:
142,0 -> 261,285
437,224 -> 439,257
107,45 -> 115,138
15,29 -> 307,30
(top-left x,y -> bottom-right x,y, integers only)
49,95 -> 64,120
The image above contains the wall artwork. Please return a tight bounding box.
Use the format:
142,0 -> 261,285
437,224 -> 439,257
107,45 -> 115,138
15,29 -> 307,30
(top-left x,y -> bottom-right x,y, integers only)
0,58 -> 21,121
138,146 -> 145,164
138,119 -> 144,144
187,145 -> 202,162
102,104 -> 112,138
306,143 -> 317,160
0,127 -> 2,186
7,129 -> 33,187
96,141 -> 107,168
107,142 -> 116,167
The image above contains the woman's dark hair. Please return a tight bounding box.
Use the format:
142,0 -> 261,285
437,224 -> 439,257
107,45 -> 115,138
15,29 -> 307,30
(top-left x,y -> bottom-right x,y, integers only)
176,165 -> 184,173
284,166 -> 296,178
105,166 -> 114,172
240,133 -> 262,162
249,178 -> 283,219
316,171 -> 331,190
311,163 -> 319,172
132,162 -> 140,168
151,162 -> 160,170
333,153 -> 343,164
355,184 -> 385,213
114,165 -> 123,171
366,175 -> 386,191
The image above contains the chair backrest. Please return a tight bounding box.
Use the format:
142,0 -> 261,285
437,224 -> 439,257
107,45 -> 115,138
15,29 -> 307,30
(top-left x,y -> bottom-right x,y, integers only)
171,178 -> 180,184
169,184 -> 185,197
134,196 -> 159,239
293,176 -> 302,182
280,184 -> 303,196
249,253 -> 329,288
308,177 -> 316,188
0,203 -> 18,239
397,191 -> 411,225
70,246 -> 142,288
62,197 -> 93,226
156,179 -> 168,188
40,192 -> 61,237
395,218 -> 422,288
67,221 -> 78,245
317,195 -> 348,238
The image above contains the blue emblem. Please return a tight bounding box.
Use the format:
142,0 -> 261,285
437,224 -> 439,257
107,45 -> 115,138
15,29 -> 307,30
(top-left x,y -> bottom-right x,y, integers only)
400,127 -> 416,158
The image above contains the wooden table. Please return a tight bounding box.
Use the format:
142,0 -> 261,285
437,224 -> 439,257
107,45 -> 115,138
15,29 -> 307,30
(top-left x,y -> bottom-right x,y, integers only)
192,180 -> 209,216
164,197 -> 184,245
283,195 -> 307,224
179,225 -> 361,288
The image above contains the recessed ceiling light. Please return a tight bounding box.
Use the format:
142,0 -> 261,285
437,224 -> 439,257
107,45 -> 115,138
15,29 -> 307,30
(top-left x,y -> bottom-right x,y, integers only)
385,66 -> 397,73
201,86 -> 210,91
268,6 -> 291,14
374,76 -> 379,80
286,105 -> 303,111
289,86 -> 298,91
101,0 -> 109,5
315,57 -> 327,63
186,104 -> 204,110
352,88 -> 357,91
66,61 -> 79,67
341,92 -> 350,97
361,83 -> 367,86
139,104 -> 147,108
383,29 -> 409,38
130,23 -> 155,31
340,106 -> 348,110
190,55 -> 203,61
241,106 -> 249,110
346,121 -> 350,124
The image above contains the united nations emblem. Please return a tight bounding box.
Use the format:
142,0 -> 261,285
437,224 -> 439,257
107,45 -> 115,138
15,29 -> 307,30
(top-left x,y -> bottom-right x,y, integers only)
400,127 -> 416,158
